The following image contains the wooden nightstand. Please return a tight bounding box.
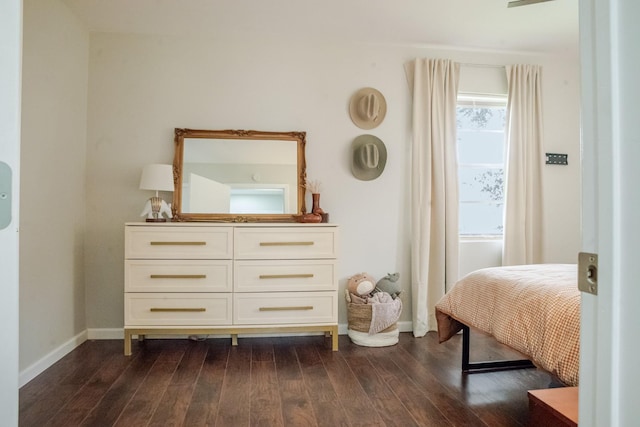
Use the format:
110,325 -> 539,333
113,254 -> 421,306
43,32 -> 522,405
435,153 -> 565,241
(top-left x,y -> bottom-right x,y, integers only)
528,387 -> 578,427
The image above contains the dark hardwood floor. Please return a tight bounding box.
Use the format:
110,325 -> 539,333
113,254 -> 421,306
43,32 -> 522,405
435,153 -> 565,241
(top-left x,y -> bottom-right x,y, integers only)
19,331 -> 560,426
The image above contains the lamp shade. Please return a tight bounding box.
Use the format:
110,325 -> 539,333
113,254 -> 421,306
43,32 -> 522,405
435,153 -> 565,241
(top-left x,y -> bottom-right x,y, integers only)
139,164 -> 174,192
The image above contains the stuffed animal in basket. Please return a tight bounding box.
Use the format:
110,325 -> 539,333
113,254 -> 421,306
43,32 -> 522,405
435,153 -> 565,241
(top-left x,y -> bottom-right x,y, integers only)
372,272 -> 401,299
347,272 -> 376,298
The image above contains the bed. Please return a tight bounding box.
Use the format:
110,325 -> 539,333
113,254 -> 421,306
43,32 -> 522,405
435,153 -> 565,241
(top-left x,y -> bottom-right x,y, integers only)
435,264 -> 580,386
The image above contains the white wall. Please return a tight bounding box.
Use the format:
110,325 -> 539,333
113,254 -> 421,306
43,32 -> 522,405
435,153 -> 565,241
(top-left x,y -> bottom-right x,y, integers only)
84,34 -> 581,330
20,0 -> 89,374
459,240 -> 504,279
541,64 -> 582,263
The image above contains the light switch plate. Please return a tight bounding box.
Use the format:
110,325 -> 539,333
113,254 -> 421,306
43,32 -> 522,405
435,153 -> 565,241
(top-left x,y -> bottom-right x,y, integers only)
0,162 -> 12,230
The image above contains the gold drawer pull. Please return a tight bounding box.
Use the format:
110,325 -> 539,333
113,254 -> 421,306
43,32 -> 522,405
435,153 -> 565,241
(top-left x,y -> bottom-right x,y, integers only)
259,241 -> 314,246
150,241 -> 207,246
259,306 -> 313,312
150,274 -> 207,279
259,274 -> 314,279
150,307 -> 206,312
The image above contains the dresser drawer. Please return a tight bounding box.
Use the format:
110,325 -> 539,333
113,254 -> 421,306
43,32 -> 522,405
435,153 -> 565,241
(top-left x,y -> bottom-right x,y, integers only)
233,292 -> 337,325
234,260 -> 337,292
234,227 -> 338,259
125,260 -> 232,292
125,293 -> 232,326
125,226 -> 233,259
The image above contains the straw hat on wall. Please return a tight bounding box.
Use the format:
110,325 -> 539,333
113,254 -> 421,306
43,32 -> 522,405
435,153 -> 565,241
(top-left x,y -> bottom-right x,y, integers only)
351,134 -> 387,181
349,87 -> 387,130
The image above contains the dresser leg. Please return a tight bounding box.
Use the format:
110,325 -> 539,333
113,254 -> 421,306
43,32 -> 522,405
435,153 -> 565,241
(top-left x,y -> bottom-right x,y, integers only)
231,334 -> 238,346
331,326 -> 339,351
124,330 -> 132,356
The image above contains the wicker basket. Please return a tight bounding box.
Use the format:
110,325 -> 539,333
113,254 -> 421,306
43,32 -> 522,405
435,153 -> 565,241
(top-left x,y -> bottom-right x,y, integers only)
347,301 -> 398,334
345,290 -> 399,346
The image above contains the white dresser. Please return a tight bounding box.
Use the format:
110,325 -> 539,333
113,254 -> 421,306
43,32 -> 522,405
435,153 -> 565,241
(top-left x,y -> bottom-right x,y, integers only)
124,222 -> 339,355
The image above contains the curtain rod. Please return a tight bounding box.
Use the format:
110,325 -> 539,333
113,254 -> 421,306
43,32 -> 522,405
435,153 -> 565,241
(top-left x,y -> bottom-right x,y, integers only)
459,62 -> 506,69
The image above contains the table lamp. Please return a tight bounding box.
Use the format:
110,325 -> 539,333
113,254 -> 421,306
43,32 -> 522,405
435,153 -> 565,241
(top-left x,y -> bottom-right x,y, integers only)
139,164 -> 174,222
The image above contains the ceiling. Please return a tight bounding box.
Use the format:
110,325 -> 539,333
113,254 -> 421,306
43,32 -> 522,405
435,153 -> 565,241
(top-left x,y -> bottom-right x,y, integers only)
62,0 -> 579,56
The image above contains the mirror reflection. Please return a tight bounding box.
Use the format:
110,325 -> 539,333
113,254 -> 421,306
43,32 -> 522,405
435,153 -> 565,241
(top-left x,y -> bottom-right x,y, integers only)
173,129 -> 306,222
182,138 -> 298,214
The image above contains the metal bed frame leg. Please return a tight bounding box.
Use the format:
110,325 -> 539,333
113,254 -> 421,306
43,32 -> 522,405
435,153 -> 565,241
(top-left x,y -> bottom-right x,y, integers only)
461,325 -> 535,373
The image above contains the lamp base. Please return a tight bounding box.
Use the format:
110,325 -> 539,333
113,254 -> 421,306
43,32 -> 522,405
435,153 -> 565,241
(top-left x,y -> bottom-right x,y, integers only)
142,196 -> 172,222
145,218 -> 167,223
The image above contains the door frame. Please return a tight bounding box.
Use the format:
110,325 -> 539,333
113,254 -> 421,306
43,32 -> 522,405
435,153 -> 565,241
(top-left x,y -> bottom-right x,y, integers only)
0,0 -> 22,424
579,0 -> 640,425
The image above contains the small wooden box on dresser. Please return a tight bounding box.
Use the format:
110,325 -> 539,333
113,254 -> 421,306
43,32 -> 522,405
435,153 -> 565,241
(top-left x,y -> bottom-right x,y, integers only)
123,222 -> 339,355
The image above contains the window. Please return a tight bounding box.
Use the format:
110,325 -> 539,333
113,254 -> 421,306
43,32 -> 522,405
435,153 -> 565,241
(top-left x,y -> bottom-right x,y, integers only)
457,95 -> 507,236
229,186 -> 288,214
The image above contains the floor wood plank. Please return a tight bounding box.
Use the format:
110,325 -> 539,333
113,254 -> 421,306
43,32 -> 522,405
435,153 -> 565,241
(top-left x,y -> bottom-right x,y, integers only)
47,352 -> 143,427
113,346 -> 185,427
181,339 -> 230,426
78,343 -> 163,426
146,341 -> 208,426
214,343 -> 252,426
19,340 -> 121,426
393,337 -> 488,426
341,351 -> 420,427
19,332 -> 561,427
366,346 -> 454,426
251,360 -> 284,426
273,339 -> 318,427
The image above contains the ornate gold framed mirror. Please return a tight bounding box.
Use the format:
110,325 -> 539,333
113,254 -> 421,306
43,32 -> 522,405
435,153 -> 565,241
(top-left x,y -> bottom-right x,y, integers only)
172,128 -> 307,222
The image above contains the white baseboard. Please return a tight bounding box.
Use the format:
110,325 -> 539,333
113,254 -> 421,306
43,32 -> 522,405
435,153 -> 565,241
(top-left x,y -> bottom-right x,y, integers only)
19,330 -> 88,388
22,322 -> 415,386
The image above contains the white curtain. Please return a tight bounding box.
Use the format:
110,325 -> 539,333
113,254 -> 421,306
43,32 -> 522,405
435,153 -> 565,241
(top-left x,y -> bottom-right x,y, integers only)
503,64 -> 545,265
405,59 -> 460,337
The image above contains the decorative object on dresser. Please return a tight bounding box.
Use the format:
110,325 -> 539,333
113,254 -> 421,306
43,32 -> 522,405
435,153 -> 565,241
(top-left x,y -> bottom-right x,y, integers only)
123,222 -> 339,355
306,179 -> 324,214
139,164 -> 174,222
296,178 -> 328,223
349,87 -> 387,130
295,212 -> 323,223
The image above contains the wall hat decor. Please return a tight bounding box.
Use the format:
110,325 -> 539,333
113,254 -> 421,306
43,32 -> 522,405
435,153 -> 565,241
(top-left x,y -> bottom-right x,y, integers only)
351,134 -> 387,181
349,87 -> 387,129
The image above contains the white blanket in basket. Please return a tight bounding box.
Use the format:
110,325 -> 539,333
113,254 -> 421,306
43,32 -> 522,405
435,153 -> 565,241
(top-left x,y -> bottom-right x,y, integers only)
368,292 -> 402,334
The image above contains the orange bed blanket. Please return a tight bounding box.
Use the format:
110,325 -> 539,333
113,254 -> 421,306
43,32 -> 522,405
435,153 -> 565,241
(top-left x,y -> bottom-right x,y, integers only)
435,264 -> 580,386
